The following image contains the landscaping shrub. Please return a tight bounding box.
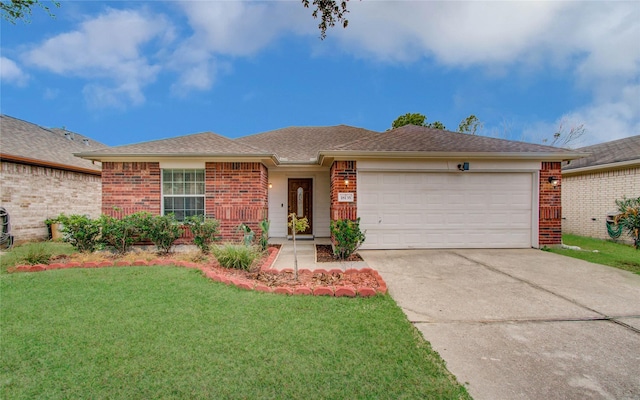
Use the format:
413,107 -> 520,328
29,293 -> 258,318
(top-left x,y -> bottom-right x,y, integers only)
99,212 -> 149,254
330,218 -> 366,260
143,213 -> 182,254
184,215 -> 220,253
22,242 -> 53,265
614,196 -> 640,249
258,219 -> 270,252
212,243 -> 260,270
54,214 -> 101,252
237,223 -> 255,246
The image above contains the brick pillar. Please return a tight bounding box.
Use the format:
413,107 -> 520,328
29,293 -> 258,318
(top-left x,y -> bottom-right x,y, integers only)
539,161 -> 562,246
102,162 -> 161,216
205,162 -> 268,239
330,161 -> 357,221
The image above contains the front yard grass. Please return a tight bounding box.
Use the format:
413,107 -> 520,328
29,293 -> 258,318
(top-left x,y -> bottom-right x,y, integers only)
549,234 -> 640,275
0,241 -> 75,274
1,267 -> 470,399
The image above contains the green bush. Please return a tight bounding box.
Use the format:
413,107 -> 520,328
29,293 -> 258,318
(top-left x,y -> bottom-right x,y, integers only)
184,215 -> 220,254
99,212 -> 149,254
614,196 -> 640,249
330,218 -> 366,260
55,214 -> 101,252
212,243 -> 260,270
143,214 -> 182,254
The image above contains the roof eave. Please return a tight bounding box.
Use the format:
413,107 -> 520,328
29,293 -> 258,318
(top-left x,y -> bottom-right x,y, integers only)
75,152 -> 279,165
318,150 -> 586,165
1,153 -> 101,175
562,158 -> 640,175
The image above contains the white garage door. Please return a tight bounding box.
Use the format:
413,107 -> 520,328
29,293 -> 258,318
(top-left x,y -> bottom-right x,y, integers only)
358,172 -> 534,249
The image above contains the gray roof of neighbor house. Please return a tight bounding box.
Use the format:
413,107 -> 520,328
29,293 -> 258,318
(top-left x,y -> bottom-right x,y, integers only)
327,124 -> 582,157
76,131 -> 270,160
236,125 -> 380,162
563,135 -> 640,171
0,115 -> 106,174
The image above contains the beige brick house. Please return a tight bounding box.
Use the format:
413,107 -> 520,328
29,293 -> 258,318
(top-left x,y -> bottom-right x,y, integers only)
562,135 -> 640,243
0,115 -> 107,243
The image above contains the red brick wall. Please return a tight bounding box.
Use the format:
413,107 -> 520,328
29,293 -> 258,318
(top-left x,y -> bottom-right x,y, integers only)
102,162 -> 161,216
205,162 -> 268,239
539,161 -> 562,246
330,161 -> 357,221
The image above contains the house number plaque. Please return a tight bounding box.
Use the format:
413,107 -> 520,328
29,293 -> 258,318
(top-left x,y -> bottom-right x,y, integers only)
338,193 -> 354,202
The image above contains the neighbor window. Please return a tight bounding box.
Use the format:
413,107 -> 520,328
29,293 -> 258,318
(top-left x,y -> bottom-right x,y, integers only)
162,169 -> 205,221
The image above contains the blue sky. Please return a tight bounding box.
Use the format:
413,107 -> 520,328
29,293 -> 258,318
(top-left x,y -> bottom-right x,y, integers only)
1,1 -> 638,147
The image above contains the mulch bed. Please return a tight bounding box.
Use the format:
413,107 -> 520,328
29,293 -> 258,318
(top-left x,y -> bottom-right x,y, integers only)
315,244 -> 364,262
11,245 -> 383,295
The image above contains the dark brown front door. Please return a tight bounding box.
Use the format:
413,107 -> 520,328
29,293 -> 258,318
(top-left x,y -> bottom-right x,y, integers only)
288,178 -> 313,235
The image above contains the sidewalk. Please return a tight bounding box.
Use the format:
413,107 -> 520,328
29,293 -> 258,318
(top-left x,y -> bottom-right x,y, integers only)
269,237 -> 369,271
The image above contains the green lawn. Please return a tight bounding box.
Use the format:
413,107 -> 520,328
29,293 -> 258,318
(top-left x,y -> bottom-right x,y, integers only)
0,241 -> 75,274
549,234 -> 640,275
1,267 -> 470,399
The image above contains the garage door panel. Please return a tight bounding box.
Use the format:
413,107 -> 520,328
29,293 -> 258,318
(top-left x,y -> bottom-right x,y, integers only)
359,172 -> 533,249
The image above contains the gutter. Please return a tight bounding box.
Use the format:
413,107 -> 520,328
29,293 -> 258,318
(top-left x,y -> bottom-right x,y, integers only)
0,153 -> 101,176
74,152 -> 280,166
562,159 -> 640,175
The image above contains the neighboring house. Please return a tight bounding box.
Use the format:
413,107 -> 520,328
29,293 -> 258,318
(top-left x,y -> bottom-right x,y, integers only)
562,135 -> 640,242
0,115 -> 107,243
77,124 -> 584,249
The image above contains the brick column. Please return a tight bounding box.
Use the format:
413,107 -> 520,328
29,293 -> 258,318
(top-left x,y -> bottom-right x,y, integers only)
205,162 -> 268,239
539,161 -> 562,246
102,162 -> 161,216
330,161 -> 357,221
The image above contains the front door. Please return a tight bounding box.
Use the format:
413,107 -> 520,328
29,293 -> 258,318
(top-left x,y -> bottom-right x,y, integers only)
288,178 -> 313,235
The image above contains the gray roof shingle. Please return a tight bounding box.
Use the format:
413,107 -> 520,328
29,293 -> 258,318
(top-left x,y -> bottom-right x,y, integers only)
330,124 -> 577,154
563,135 -> 640,170
76,131 -> 267,158
0,115 -> 106,172
236,125 -> 380,162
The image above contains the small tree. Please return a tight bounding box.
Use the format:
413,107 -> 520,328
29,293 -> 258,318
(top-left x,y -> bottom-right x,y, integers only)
614,197 -> 640,249
288,213 -> 309,280
330,218 -> 366,260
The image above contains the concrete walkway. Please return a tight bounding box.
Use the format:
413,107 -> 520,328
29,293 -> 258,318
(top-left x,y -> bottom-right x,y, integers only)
269,238 -> 369,271
361,249 -> 640,400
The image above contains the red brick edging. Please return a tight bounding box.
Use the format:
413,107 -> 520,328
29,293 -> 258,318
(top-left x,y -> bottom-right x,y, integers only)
11,247 -> 387,297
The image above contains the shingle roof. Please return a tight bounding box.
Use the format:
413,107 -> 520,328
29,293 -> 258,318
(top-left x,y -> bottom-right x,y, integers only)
563,135 -> 640,170
330,124 -> 576,154
236,125 -> 380,162
0,115 -> 106,172
76,131 -> 267,159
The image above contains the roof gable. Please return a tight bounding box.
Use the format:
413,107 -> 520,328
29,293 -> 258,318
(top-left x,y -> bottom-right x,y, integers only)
563,135 -> 640,170
0,115 -> 106,172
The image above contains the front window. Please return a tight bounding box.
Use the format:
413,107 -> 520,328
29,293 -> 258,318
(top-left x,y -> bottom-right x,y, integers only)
162,169 -> 205,221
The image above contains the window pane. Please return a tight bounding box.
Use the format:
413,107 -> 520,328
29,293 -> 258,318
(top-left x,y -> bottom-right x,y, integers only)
196,182 -> 205,194
163,170 -> 172,182
163,182 -> 172,194
174,171 -> 184,183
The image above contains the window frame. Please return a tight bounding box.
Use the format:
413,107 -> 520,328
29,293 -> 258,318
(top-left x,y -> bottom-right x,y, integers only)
161,168 -> 205,221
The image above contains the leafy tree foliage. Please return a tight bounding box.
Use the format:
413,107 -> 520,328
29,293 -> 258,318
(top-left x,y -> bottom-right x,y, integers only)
458,114 -> 483,135
302,0 -> 350,39
391,113 -> 446,130
1,0 -> 59,23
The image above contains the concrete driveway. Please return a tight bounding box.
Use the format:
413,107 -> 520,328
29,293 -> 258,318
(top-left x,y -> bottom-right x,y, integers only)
360,249 -> 640,400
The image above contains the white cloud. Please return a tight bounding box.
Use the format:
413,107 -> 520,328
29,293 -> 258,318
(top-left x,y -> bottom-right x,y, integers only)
335,1 -> 639,143
1,57 -> 29,86
168,1 -> 310,93
24,8 -> 173,108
